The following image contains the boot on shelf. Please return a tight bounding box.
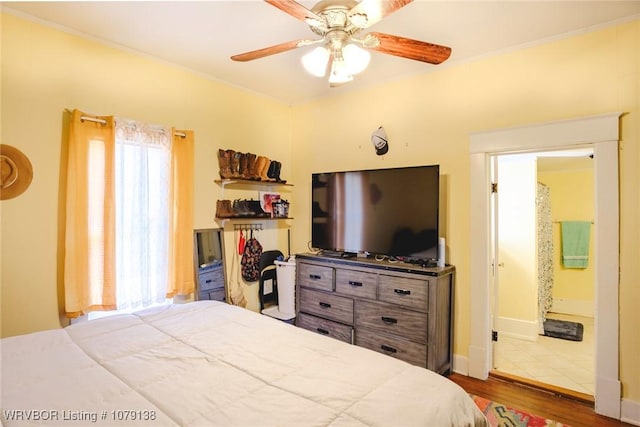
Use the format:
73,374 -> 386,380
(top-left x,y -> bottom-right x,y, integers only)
215,200 -> 234,218
228,150 -> 241,178
267,160 -> 279,182
272,161 -> 286,183
217,149 -> 232,179
253,156 -> 267,180
239,153 -> 249,180
246,153 -> 259,180
259,157 -> 272,181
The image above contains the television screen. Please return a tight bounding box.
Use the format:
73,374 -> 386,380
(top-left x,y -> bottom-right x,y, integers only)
311,165 -> 439,261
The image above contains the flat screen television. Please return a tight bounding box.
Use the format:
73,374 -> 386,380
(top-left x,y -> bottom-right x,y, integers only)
311,165 -> 439,262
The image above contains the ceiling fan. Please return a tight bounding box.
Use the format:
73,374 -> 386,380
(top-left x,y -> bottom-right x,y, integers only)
231,0 -> 452,87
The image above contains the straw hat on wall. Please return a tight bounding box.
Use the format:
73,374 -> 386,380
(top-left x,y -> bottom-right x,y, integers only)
1,144 -> 33,200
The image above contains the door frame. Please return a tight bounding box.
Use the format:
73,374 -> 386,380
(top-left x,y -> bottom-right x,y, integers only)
468,113 -> 621,418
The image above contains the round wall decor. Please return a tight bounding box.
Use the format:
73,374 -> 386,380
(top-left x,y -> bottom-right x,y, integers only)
1,144 -> 33,200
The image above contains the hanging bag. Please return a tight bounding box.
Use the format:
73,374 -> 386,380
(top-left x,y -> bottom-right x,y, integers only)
241,233 -> 263,282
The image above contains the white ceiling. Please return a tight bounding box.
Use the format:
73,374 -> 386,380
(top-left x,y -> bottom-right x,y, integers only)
3,1 -> 640,105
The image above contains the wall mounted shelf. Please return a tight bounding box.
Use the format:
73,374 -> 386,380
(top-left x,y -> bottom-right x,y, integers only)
215,177 -> 293,224
215,178 -> 293,189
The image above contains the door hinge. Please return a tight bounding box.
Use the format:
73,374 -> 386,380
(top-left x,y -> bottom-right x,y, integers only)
492,330 -> 498,342
491,182 -> 498,193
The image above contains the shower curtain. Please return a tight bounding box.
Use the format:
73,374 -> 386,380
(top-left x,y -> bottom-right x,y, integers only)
537,182 -> 554,334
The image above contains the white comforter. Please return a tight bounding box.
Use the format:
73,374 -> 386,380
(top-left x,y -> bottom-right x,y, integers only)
1,301 -> 487,426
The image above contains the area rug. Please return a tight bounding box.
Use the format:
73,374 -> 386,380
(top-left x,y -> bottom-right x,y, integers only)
471,394 -> 571,427
543,318 -> 584,341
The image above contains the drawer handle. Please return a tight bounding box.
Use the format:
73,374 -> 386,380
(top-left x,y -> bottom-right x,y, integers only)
205,279 -> 213,284
316,327 -> 329,335
381,316 -> 398,324
348,280 -> 363,287
309,274 -> 322,280
381,344 -> 397,353
319,302 -> 332,309
394,288 -> 411,295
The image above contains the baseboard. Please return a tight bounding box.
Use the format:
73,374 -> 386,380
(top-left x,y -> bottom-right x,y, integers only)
496,316 -> 538,341
622,398 -> 640,426
452,353 -> 469,376
550,298 -> 594,317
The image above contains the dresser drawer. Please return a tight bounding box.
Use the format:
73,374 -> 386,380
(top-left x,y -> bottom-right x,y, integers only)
297,263 -> 334,292
199,288 -> 225,302
199,266 -> 224,291
335,269 -> 377,299
300,288 -> 354,325
297,313 -> 353,344
355,300 -> 427,343
378,275 -> 429,311
356,328 -> 426,368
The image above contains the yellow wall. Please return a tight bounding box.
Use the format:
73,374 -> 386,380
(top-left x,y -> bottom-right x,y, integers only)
2,12 -> 639,402
539,169 -> 595,307
0,13 -> 292,336
291,20 -> 640,400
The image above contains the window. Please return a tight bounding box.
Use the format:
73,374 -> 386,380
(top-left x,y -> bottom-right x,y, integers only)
113,121 -> 172,315
64,110 -> 194,319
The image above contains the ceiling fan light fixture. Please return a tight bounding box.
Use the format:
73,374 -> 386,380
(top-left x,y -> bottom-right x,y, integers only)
342,43 -> 370,75
328,56 -> 353,85
302,46 -> 330,77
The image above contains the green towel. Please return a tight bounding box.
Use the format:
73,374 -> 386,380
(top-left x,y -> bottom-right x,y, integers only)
561,221 -> 591,268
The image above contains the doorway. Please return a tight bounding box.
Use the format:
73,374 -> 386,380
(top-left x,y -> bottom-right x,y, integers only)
468,113 -> 621,418
491,149 -> 596,396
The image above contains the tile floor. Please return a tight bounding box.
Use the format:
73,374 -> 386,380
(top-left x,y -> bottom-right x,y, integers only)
493,313 -> 594,395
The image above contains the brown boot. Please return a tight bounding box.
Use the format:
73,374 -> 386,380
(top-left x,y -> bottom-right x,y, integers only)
246,153 -> 257,180
227,150 -> 241,178
253,156 -> 267,180
259,158 -> 271,181
215,200 -> 233,218
238,153 -> 249,179
217,149 -> 232,179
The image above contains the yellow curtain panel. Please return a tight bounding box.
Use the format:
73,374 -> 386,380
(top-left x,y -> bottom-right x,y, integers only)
167,129 -> 195,297
64,109 -> 117,317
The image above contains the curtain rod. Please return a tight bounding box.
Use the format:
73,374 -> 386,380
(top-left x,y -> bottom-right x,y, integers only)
553,220 -> 594,224
80,115 -> 186,138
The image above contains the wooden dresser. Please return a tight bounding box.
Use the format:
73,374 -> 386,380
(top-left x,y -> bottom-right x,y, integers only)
295,253 -> 454,375
197,263 -> 225,302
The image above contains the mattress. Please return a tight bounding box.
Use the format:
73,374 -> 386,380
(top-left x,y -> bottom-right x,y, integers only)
1,301 -> 487,426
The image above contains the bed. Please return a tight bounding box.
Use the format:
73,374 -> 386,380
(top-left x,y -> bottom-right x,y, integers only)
1,301 -> 487,426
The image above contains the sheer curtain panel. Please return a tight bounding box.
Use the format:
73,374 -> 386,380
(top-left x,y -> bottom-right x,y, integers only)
114,119 -> 172,312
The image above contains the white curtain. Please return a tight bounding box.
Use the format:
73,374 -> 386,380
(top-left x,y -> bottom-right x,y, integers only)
114,119 -> 171,312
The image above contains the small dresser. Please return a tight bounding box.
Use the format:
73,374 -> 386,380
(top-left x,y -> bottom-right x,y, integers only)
197,262 -> 225,302
295,253 -> 454,375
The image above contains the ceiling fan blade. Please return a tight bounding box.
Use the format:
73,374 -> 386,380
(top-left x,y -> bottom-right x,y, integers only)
349,0 -> 413,28
367,32 -> 451,64
231,40 -> 307,62
264,0 -> 323,23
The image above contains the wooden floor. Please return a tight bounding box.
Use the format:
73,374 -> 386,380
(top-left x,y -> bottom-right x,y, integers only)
449,373 -> 634,427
